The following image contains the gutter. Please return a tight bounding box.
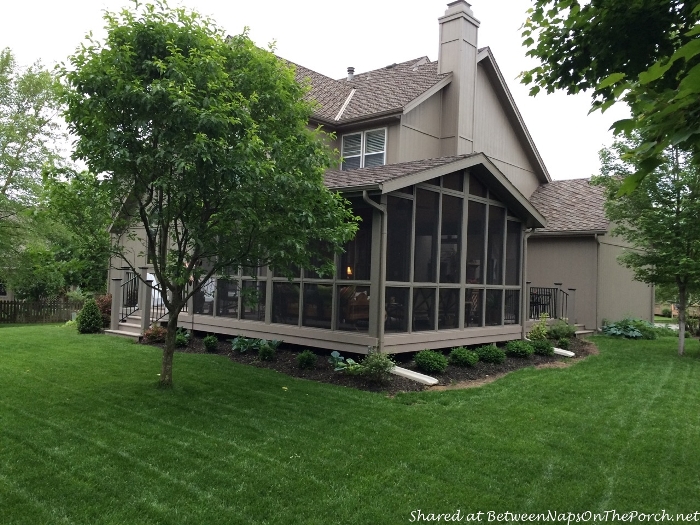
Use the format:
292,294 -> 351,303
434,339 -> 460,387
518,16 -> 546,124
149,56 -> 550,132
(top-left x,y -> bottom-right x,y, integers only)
362,190 -> 387,352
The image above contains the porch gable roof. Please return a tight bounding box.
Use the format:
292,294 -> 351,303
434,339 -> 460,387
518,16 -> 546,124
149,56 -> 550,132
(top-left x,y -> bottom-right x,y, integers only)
324,153 -> 547,228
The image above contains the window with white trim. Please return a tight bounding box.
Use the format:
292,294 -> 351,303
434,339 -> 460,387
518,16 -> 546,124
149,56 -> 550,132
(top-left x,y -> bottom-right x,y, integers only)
341,128 -> 386,170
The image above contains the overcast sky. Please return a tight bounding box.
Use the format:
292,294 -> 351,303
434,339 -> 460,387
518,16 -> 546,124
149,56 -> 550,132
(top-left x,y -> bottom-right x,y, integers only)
1,0 -> 628,181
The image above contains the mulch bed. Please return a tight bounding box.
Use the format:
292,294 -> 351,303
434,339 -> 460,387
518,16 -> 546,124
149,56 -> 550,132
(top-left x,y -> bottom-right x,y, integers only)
146,335 -> 597,396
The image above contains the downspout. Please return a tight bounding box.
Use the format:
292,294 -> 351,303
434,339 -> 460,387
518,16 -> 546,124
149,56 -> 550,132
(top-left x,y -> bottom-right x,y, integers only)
363,190 -> 387,352
521,228 -> 535,340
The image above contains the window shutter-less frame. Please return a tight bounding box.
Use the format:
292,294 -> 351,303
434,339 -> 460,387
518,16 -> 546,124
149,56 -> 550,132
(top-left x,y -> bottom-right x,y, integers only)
341,128 -> 386,170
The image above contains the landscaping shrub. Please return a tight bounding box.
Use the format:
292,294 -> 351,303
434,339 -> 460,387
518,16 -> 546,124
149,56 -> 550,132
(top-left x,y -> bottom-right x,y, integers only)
449,347 -> 479,367
203,334 -> 218,352
296,350 -> 317,370
661,308 -> 672,318
414,349 -> 448,374
603,318 -> 657,339
505,340 -> 534,358
533,339 -> 555,356
231,336 -> 257,353
474,344 -> 506,364
258,342 -> 276,361
143,324 -> 166,343
686,317 -> 700,337
175,328 -> 190,347
76,298 -> 103,334
528,313 -> 549,340
360,350 -> 395,384
62,320 -> 77,329
557,337 -> 570,350
94,293 -> 112,328
329,351 -> 362,374
654,325 -> 678,337
548,319 -> 576,340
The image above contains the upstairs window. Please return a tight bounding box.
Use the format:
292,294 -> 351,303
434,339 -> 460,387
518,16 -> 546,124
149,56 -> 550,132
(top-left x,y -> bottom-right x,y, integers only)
341,128 -> 386,170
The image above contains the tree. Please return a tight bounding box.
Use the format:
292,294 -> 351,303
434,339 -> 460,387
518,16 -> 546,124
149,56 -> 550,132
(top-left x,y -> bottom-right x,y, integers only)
42,168 -> 112,293
521,1 -> 700,193
60,1 -> 357,387
0,48 -> 63,282
593,139 -> 700,355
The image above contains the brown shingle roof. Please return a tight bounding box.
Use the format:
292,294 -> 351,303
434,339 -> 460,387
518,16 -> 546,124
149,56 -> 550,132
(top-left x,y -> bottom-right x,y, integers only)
324,154 -> 476,190
288,57 -> 449,124
529,178 -> 609,233
338,58 -> 449,122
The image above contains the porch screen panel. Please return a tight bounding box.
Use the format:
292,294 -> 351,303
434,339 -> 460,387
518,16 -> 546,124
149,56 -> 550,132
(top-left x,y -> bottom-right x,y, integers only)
505,221 -> 521,286
440,194 -> 462,283
412,288 -> 435,331
385,287 -> 409,333
337,285 -> 370,332
302,284 -> 332,329
439,288 -> 459,329
216,279 -> 238,318
466,201 -> 486,284
413,189 -> 439,283
339,204 -> 372,281
465,289 -> 483,327
271,282 -> 299,325
241,281 -> 266,321
487,206 -> 505,285
505,290 -> 520,325
386,196 -> 413,282
485,289 -> 503,326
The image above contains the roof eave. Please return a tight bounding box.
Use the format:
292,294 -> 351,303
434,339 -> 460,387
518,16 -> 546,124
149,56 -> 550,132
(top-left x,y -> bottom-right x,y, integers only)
531,229 -> 608,237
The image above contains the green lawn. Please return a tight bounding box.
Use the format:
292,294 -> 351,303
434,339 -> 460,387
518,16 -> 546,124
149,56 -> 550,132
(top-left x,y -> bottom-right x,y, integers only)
654,315 -> 679,324
2,326 -> 700,524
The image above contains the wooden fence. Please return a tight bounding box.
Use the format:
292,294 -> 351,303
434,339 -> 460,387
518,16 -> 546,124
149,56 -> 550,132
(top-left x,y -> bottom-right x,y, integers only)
0,300 -> 85,325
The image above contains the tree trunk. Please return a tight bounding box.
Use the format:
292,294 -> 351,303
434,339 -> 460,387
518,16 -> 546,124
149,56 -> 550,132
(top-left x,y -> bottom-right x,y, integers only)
678,285 -> 686,356
159,310 -> 180,387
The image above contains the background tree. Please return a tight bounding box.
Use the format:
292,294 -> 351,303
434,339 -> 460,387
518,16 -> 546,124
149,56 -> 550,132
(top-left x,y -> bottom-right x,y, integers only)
522,0 -> 700,193
60,1 -> 357,386
0,48 -> 63,283
594,139 -> 700,355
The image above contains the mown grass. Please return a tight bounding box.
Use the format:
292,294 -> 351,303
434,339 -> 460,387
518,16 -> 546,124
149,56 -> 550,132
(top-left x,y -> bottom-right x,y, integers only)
1,325 -> 700,524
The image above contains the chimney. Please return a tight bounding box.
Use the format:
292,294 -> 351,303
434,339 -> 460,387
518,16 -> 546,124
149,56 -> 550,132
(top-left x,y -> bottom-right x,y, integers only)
347,67 -> 355,81
438,1 -> 480,156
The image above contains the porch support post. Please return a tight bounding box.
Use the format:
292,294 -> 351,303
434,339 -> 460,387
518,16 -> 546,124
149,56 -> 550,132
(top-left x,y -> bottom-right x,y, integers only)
110,278 -> 122,330
364,191 -> 387,353
520,227 -> 533,340
554,282 -> 563,320
138,267 -> 151,333
568,288 -> 576,324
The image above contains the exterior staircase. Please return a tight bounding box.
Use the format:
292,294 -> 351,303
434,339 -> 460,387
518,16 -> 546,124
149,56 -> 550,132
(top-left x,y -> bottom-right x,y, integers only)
574,323 -> 595,338
104,267 -> 175,342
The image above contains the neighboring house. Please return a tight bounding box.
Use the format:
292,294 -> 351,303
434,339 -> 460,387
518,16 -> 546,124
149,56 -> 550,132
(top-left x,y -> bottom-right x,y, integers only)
527,179 -> 654,329
108,0 -> 652,351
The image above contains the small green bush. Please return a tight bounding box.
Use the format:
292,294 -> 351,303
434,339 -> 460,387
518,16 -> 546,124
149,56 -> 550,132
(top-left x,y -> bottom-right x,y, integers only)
328,351 -> 362,374
203,334 -> 218,352
548,320 -> 576,340
449,347 -> 479,367
661,308 -> 672,318
175,328 -> 190,347
258,342 -> 276,361
62,320 -> 77,329
533,339 -> 555,356
505,340 -> 534,358
296,350 -> 317,370
231,336 -> 257,353
528,313 -> 549,340
474,344 -> 506,364
360,350 -> 395,384
557,337 -> 570,350
76,298 -> 103,334
414,349 -> 448,374
143,324 -> 166,343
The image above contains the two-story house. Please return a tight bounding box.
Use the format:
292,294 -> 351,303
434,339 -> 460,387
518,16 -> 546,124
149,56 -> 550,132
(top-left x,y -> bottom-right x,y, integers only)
109,1 -> 654,352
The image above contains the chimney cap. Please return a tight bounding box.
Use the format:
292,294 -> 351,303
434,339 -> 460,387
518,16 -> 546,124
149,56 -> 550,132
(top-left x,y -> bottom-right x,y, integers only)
444,0 -> 474,17
347,66 -> 355,81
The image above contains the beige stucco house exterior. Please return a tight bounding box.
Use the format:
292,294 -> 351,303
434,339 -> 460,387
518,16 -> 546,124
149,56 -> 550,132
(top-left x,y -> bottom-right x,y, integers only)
108,1 -> 653,351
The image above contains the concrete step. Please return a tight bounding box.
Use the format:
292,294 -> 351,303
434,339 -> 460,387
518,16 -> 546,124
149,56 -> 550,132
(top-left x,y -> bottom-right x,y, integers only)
119,322 -> 142,331
575,329 -> 595,338
105,329 -> 141,342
